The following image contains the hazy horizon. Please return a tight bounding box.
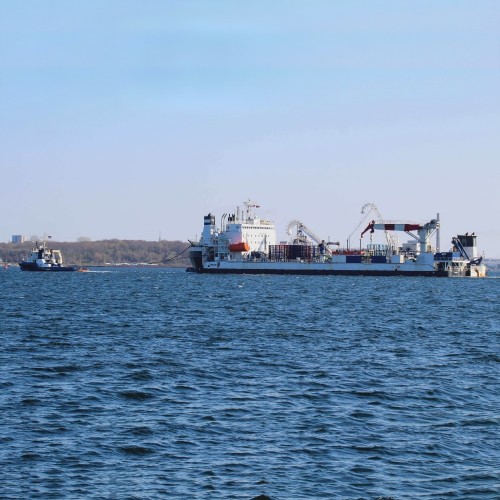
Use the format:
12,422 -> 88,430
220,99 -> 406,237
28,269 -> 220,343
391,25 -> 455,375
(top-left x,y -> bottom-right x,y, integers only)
1,1 -> 499,256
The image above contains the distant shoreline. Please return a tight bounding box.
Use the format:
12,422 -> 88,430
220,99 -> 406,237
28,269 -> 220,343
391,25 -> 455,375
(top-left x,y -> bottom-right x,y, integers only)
0,239 -> 191,267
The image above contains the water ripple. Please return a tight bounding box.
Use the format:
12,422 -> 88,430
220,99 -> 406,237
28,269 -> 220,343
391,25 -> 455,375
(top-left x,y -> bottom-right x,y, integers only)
0,268 -> 498,499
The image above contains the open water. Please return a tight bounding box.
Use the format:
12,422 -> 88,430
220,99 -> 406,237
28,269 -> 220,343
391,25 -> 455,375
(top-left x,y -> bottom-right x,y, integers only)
1,268 -> 498,499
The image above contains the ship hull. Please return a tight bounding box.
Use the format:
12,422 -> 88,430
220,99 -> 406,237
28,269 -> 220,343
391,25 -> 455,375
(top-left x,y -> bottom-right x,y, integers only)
19,262 -> 78,272
188,250 -> 451,276
191,263 -> 485,277
199,267 -> 444,277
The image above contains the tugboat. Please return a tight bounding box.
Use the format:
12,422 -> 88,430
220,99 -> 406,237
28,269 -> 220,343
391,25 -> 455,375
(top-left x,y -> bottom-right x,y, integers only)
19,241 -> 82,272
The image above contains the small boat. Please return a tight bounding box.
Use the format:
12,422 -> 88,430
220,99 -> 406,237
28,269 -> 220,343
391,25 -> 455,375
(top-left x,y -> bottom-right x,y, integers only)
19,241 -> 82,272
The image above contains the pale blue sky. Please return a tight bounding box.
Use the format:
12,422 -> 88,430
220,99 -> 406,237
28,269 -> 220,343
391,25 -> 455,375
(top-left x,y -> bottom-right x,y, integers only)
1,1 -> 499,256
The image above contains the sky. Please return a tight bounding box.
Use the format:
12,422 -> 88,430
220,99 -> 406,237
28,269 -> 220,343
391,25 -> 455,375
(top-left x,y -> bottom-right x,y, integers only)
1,1 -> 499,256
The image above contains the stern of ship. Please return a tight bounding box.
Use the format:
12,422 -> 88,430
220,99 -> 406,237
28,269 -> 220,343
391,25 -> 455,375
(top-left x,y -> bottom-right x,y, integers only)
189,246 -> 204,273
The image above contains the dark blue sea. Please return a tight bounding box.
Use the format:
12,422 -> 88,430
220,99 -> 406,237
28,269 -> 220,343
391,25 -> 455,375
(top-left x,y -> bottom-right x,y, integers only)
1,268 -> 498,499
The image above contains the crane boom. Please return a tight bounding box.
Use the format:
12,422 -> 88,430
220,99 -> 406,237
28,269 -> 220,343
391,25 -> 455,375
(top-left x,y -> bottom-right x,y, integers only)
348,202 -> 392,248
361,218 -> 439,254
361,203 -> 407,252
287,220 -> 338,255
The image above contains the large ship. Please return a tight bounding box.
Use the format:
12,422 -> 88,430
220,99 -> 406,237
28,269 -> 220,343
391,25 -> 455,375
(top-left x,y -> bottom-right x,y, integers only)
188,200 -> 486,277
19,241 -> 83,272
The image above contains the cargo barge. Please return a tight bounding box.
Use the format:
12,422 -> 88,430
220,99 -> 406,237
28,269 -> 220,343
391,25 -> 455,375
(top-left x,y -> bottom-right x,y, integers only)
188,200 -> 486,277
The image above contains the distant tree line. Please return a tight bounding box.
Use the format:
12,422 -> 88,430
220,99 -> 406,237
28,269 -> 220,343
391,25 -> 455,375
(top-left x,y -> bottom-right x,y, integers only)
0,240 -> 191,267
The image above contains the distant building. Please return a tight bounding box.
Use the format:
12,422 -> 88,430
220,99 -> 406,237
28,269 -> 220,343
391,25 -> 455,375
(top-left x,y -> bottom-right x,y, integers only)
12,235 -> 27,244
